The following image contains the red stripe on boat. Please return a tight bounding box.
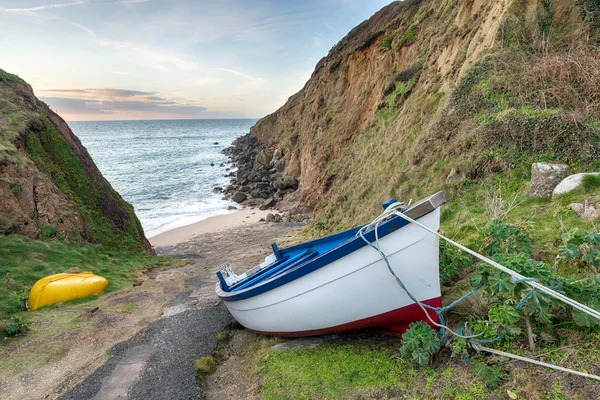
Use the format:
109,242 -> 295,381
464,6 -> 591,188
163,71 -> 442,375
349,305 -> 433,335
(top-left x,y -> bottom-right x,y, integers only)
247,297 -> 442,337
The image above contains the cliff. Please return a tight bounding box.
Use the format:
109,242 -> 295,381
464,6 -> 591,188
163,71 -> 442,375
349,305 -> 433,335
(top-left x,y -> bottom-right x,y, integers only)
0,70 -> 153,253
249,0 -> 600,232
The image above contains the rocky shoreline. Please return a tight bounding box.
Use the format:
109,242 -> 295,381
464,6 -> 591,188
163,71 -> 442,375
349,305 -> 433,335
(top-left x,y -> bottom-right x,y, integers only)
218,134 -> 312,223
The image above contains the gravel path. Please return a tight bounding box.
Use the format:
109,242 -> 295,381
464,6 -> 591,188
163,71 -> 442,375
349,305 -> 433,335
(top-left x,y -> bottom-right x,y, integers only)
59,221 -> 300,400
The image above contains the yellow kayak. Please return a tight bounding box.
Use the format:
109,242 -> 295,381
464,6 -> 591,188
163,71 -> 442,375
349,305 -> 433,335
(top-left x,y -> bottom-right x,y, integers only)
27,272 -> 108,310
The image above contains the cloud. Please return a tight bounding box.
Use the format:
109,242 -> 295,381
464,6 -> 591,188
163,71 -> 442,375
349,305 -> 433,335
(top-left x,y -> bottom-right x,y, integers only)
217,68 -> 265,88
62,20 -> 201,72
0,0 -> 152,13
39,87 -> 207,118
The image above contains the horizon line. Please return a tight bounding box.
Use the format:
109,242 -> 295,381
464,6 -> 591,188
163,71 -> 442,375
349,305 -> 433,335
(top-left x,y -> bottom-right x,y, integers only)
66,117 -> 261,123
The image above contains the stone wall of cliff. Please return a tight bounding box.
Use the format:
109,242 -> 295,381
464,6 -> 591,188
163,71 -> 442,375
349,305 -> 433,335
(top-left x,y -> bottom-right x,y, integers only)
249,0 -> 600,232
0,70 -> 153,253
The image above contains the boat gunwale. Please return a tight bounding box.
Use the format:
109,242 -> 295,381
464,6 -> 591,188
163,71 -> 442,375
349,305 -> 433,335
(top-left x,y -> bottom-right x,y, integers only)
216,192 -> 446,302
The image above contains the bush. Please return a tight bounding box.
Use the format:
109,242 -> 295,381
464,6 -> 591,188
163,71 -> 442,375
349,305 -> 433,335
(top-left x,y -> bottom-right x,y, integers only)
6,315 -> 29,336
400,321 -> 441,365
582,174 -> 600,192
378,36 -> 393,51
196,356 -> 217,381
397,24 -> 416,47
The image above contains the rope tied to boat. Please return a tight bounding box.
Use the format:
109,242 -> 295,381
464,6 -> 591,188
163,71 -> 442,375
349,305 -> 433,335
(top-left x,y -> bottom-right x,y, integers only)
357,200 -> 600,382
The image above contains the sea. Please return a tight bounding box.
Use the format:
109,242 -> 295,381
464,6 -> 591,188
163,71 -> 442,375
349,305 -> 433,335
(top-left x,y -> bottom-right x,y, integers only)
68,119 -> 257,238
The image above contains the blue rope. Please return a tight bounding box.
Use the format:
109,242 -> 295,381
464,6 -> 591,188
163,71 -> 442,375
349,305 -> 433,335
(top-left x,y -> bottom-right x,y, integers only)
358,226 -> 539,345
515,288 -> 537,310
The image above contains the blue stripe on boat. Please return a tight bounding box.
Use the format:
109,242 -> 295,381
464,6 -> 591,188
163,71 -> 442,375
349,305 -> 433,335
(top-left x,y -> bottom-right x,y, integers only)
216,211 -> 423,302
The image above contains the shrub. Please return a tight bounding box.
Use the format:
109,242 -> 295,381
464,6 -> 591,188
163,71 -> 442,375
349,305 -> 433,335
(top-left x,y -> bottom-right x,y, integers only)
196,356 -> 217,381
6,315 -> 29,336
378,36 -> 393,51
400,321 -> 441,365
397,24 -> 416,47
582,174 -> 600,192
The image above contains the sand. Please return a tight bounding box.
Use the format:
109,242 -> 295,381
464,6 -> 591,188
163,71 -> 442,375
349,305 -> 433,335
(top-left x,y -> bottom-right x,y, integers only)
149,208 -> 274,247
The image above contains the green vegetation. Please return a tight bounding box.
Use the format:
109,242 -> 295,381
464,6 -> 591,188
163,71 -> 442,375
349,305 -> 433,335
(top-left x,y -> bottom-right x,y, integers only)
6,315 -> 29,336
258,344 -> 406,399
388,78 -> 415,107
0,234 -> 184,334
196,356 -> 217,381
400,321 -> 441,365
25,115 -> 148,251
0,341 -> 71,378
378,35 -> 393,50
397,24 -> 416,47
582,174 -> 600,192
257,340 -> 509,400
0,69 -> 24,85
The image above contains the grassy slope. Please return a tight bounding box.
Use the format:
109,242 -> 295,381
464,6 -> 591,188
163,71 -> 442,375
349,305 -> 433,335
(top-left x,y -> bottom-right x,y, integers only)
0,235 -> 185,328
252,182 -> 600,400
252,1 -> 600,398
1,69 -> 167,335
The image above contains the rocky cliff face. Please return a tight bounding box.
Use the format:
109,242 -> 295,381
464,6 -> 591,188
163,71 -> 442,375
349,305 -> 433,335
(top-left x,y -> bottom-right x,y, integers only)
0,70 -> 153,253
246,0 -> 600,232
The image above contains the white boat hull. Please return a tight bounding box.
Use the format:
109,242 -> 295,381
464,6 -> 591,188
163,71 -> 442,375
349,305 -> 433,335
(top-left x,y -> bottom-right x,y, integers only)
218,207 -> 441,336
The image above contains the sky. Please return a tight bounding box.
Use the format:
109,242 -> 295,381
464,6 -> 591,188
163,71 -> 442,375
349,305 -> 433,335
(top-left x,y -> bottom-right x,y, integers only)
0,0 -> 393,121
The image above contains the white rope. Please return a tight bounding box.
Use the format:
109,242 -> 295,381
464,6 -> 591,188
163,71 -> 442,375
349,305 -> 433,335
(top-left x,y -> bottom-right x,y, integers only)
393,209 -> 600,321
358,201 -> 600,382
356,201 -> 486,340
472,343 -> 600,382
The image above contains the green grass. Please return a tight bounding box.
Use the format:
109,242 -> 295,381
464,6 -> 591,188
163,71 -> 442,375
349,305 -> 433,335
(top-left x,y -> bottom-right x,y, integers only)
257,341 -> 507,400
582,174 -> 600,192
397,24 -> 416,47
0,69 -> 24,85
0,341 -> 70,378
0,234 -> 184,326
378,35 -> 393,50
258,344 -> 407,399
24,115 -> 149,251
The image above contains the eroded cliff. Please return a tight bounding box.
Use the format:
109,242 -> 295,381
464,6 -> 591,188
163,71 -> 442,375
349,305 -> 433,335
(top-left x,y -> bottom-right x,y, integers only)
249,0 -> 600,231
0,70 -> 152,253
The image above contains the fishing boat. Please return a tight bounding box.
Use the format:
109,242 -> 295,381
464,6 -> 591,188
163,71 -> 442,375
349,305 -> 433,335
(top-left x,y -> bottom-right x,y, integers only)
27,272 -> 108,310
216,192 -> 446,337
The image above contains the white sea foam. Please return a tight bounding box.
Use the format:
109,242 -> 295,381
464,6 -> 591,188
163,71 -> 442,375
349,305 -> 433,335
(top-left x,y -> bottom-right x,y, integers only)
69,119 -> 256,237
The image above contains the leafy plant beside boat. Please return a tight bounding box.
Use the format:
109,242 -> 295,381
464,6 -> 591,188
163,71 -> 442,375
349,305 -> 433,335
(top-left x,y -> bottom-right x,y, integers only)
400,321 -> 441,365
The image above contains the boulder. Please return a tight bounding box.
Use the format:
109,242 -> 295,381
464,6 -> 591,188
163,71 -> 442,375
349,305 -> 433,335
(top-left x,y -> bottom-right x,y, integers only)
256,150 -> 273,166
273,176 -> 298,190
273,213 -> 282,223
552,173 -> 600,199
250,189 -> 269,199
231,192 -> 247,203
569,200 -> 599,220
258,170 -> 271,179
275,159 -> 286,173
266,213 -> 275,222
271,149 -> 283,163
259,198 -> 277,211
227,205 -> 237,210
529,163 -> 568,197
254,182 -> 270,189
212,187 -> 223,193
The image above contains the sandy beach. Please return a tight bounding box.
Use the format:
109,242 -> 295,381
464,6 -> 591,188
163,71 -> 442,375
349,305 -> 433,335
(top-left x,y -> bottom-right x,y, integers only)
149,208 -> 274,247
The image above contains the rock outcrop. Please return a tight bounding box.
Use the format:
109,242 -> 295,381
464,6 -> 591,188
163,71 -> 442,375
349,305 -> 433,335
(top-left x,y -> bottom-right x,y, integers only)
529,163 -> 568,198
221,134 -> 300,209
0,70 -> 153,253
238,0 -> 600,231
